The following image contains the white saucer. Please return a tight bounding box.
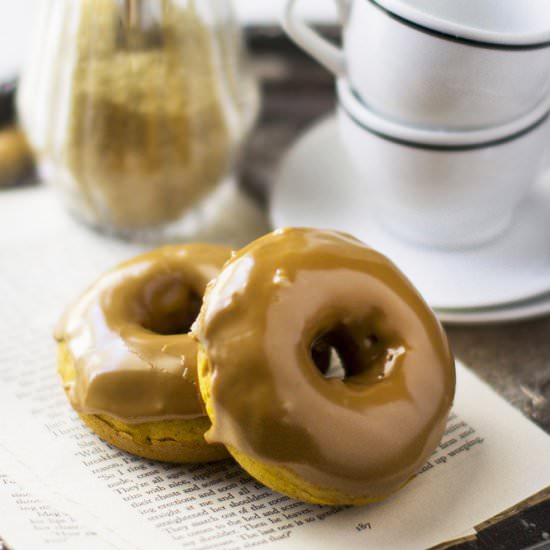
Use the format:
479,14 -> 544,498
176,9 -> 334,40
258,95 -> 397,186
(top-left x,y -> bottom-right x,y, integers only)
271,116 -> 550,311
436,292 -> 550,325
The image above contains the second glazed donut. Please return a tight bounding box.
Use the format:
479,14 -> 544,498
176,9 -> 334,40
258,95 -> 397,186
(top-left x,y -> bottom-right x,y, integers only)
195,228 -> 455,505
55,244 -> 231,463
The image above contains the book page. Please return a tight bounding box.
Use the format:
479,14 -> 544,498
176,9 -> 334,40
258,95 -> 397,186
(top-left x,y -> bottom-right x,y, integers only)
1,186 -> 550,550
0,448 -> 124,550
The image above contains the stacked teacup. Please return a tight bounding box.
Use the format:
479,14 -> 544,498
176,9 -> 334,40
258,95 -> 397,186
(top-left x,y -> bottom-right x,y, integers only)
283,0 -> 550,248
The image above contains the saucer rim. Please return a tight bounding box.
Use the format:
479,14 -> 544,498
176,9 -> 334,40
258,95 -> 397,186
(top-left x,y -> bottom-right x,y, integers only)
435,295 -> 550,325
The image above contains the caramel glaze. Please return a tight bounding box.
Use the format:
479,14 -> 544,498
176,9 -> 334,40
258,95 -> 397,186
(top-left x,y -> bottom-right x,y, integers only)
55,244 -> 231,423
196,228 -> 455,499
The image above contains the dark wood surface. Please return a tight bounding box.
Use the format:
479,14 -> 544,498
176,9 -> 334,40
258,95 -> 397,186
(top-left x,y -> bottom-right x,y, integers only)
241,28 -> 550,550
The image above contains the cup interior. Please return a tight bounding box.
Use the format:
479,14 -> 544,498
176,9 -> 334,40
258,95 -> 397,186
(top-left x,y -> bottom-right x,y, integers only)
379,0 -> 550,44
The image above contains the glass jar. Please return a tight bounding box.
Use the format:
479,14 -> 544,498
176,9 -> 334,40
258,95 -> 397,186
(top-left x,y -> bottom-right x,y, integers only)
18,0 -> 259,239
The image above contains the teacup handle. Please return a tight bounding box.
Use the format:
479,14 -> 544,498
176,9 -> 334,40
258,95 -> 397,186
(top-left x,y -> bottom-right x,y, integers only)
282,0 -> 348,77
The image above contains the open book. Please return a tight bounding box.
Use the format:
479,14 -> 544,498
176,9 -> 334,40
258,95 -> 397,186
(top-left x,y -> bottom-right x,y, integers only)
1,186 -> 549,549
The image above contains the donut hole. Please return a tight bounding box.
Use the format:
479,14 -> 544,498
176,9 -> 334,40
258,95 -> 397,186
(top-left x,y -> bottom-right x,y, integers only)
311,341 -> 346,380
138,275 -> 203,336
311,325 -> 381,381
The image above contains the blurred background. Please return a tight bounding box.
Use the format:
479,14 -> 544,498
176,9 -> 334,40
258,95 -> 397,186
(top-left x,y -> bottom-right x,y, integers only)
0,0 -> 340,214
0,0 -> 337,82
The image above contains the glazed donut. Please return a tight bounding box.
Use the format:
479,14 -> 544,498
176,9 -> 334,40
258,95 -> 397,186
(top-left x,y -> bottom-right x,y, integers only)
55,244 -> 232,463
195,228 -> 455,505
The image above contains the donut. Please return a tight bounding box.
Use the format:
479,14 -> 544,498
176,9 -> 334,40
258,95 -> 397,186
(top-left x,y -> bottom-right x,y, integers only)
195,228 -> 455,505
55,244 -> 232,463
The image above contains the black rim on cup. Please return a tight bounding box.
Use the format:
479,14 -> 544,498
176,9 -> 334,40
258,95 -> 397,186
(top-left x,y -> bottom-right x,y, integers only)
367,0 -> 550,50
339,92 -> 550,152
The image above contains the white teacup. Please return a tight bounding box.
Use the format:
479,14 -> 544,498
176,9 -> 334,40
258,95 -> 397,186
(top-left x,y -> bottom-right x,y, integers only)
283,0 -> 550,129
337,79 -> 550,249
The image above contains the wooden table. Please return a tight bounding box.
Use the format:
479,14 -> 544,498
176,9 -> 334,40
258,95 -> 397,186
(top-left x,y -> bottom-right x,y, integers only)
240,28 -> 550,550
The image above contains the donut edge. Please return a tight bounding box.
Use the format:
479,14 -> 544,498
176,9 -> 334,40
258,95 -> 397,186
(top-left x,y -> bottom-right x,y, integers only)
77,413 -> 229,464
196,347 -> 409,506
57,342 -> 229,464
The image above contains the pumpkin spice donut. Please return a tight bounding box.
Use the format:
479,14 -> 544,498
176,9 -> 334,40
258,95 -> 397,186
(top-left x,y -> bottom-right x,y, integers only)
195,228 -> 455,505
55,244 -> 231,463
